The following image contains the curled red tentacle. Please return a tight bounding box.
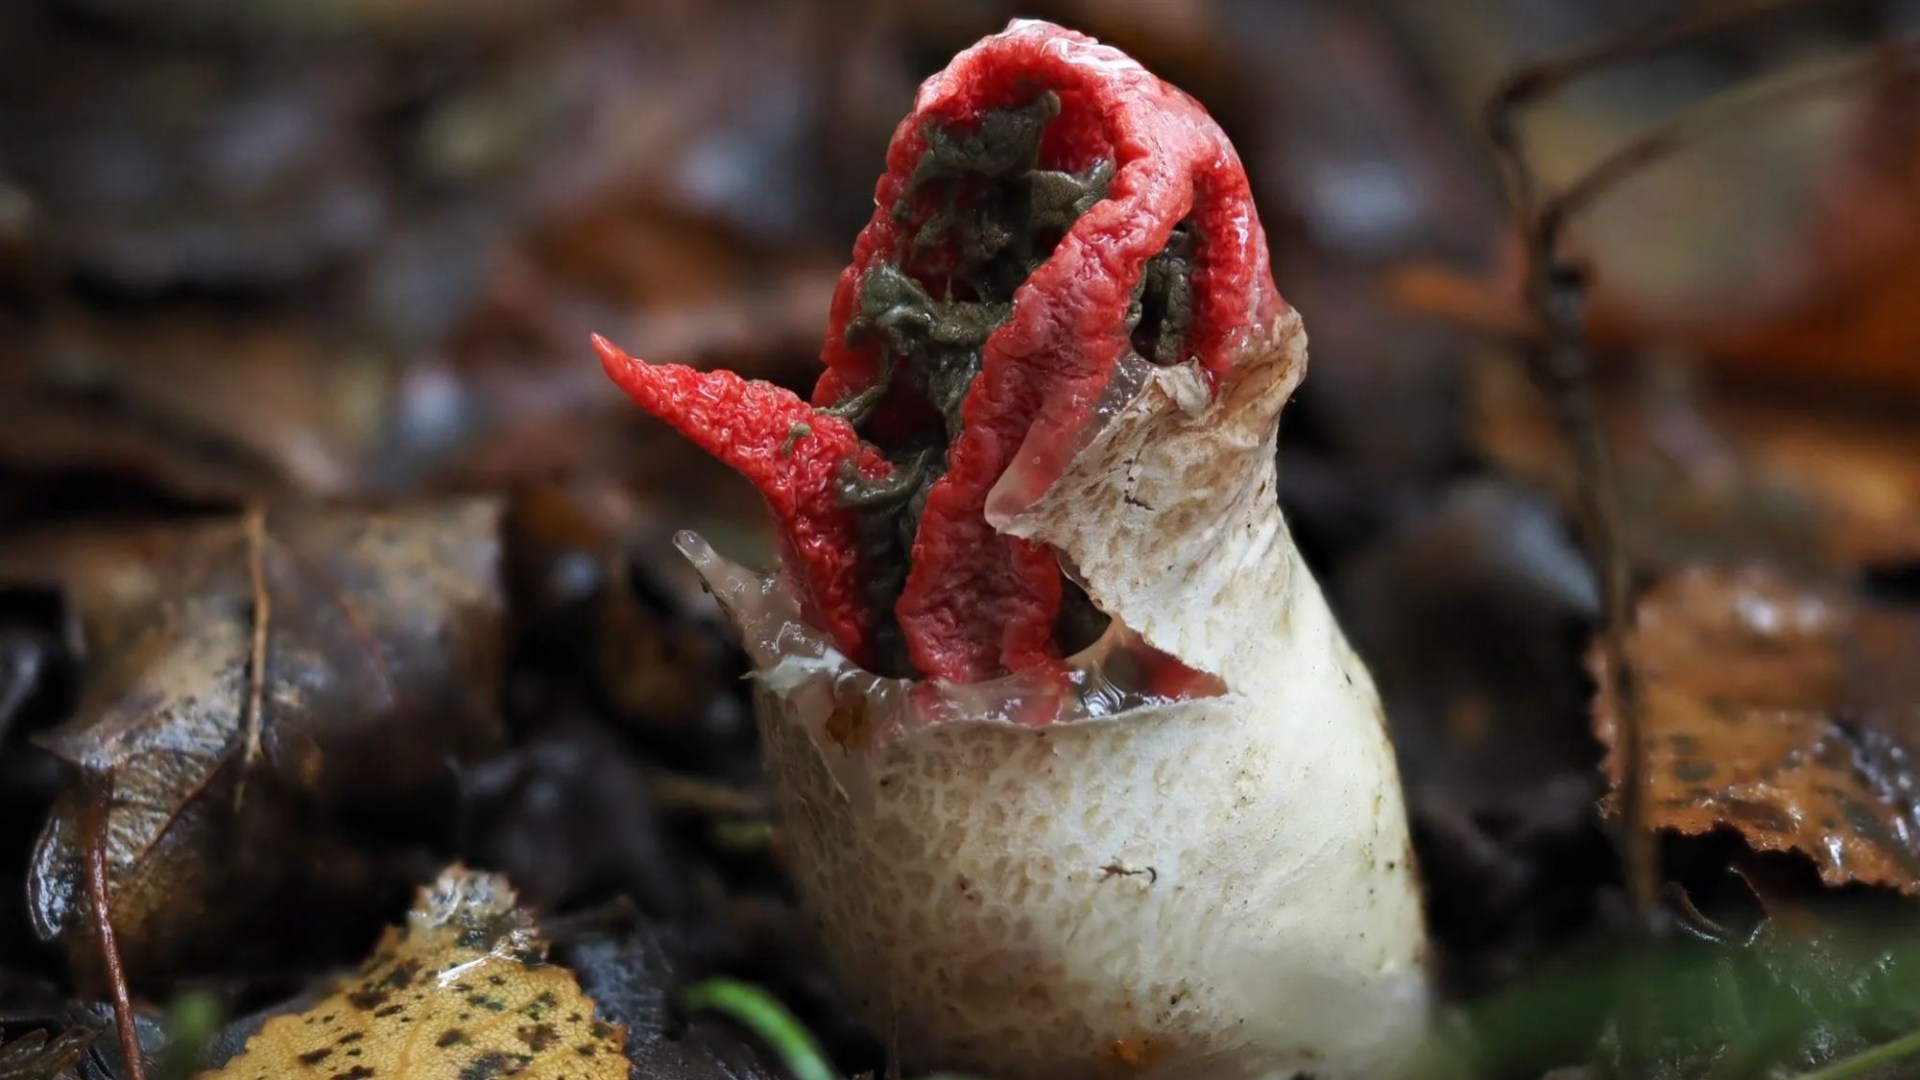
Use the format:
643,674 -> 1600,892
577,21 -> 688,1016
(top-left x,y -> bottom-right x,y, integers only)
594,335 -> 891,665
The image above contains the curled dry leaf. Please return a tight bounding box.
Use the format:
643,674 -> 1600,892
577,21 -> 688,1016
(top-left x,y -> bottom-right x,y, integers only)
2,500 -> 506,984
200,865 -> 626,1080
1595,564 -> 1920,892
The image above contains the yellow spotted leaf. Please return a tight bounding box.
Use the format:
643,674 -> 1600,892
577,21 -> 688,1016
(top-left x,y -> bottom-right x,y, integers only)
200,866 -> 627,1079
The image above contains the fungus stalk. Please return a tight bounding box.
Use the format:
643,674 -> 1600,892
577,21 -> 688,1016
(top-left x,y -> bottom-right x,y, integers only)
594,20 -> 1428,1079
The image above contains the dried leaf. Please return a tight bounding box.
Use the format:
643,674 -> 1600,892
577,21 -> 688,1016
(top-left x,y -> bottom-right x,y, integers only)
200,865 -> 626,1080
3,500 -> 506,983
1596,564 -> 1920,892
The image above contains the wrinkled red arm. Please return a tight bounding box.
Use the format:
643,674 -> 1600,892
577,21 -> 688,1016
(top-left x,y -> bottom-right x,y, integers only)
594,336 -> 892,665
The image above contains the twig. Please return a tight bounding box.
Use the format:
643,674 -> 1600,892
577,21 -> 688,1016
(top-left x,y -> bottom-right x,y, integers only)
1488,116 -> 1648,931
535,895 -> 638,944
1392,38 -> 1917,345
1548,36 -> 1920,231
85,775 -> 146,1080
1488,0 -> 1838,128
236,506 -> 270,808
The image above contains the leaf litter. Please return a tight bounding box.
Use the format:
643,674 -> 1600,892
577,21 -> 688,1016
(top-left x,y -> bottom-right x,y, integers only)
2,500 -> 506,984
1596,564 -> 1920,894
200,865 -> 626,1080
0,3 -> 1918,1080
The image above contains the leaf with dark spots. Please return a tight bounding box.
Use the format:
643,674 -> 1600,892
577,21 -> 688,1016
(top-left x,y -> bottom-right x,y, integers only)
200,866 -> 625,1080
1,500 -> 507,985
1595,564 -> 1920,893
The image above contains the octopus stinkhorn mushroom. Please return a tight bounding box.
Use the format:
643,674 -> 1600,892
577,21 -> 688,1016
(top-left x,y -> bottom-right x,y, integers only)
594,20 -> 1428,1080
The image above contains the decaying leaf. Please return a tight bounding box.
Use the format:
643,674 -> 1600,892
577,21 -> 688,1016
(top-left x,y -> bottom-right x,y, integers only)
201,865 -> 626,1080
3,500 -> 506,984
1596,564 -> 1920,892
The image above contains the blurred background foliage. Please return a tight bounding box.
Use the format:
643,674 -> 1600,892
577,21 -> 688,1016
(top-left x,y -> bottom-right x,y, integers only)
3,0 -> 1920,1077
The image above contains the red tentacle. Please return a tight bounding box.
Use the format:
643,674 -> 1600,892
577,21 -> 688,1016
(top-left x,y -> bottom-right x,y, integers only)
594,336 -> 891,665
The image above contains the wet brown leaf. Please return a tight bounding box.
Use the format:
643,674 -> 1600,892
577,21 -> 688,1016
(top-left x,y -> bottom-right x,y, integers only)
0,1027 -> 92,1080
200,865 -> 626,1080
3,500 -> 507,984
1596,564 -> 1920,893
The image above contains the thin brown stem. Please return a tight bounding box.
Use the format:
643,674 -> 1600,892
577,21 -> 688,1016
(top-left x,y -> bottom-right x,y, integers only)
86,775 -> 146,1080
1549,36 -> 1920,229
1520,243 -> 1659,923
1488,0 -> 1840,138
645,769 -> 770,818
237,506 -> 270,808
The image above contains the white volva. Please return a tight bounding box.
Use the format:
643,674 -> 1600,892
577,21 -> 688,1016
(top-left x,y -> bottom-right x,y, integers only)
683,310 -> 1429,1080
